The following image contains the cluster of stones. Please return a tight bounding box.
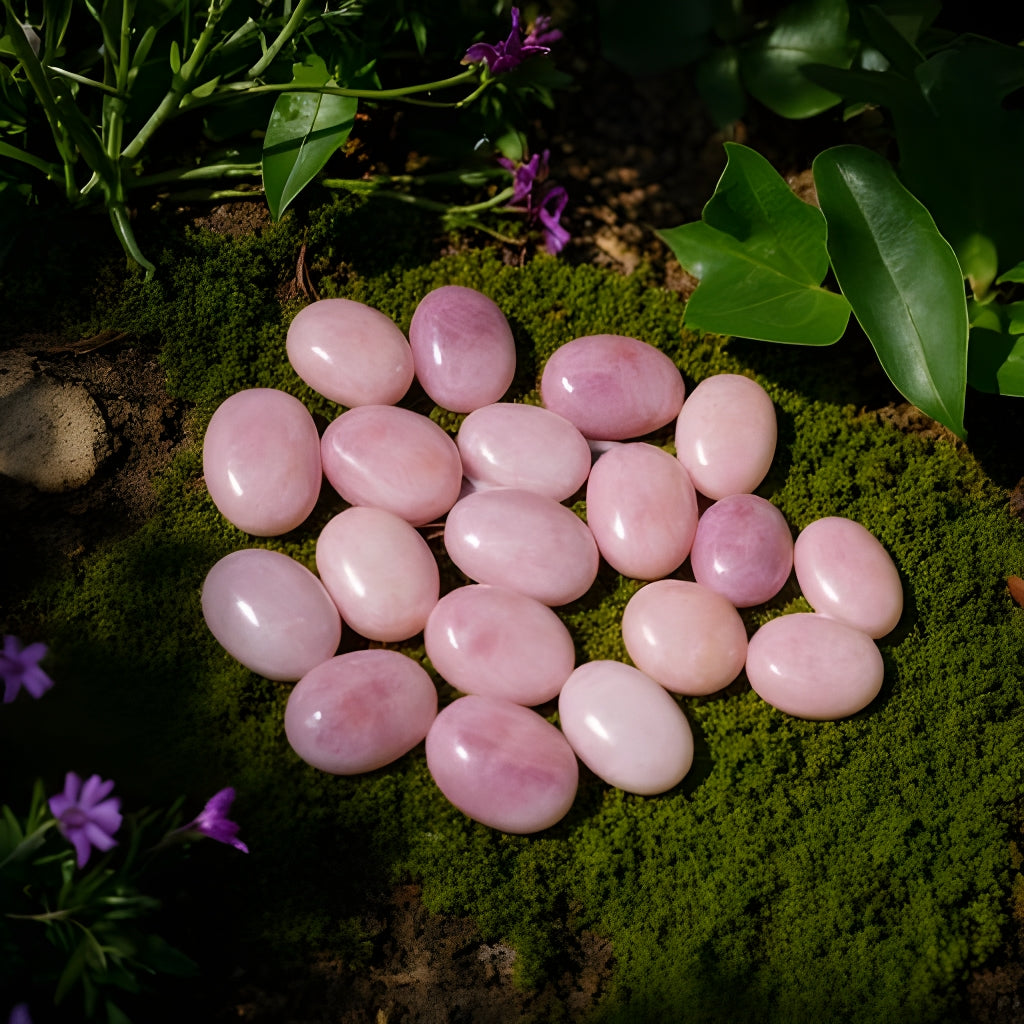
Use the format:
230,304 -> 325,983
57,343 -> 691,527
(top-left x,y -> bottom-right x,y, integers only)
200,286 -> 903,835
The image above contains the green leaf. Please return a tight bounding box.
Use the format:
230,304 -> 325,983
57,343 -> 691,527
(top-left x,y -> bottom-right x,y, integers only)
658,142 -> 850,344
996,262 -> 1024,286
695,45 -> 745,127
813,144 -> 968,437
967,328 -> 1024,397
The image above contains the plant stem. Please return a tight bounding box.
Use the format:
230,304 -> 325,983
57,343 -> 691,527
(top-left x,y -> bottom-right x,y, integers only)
247,0 -> 315,79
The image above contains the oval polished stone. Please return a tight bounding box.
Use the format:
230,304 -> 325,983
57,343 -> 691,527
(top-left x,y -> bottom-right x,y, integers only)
284,649 -> 437,774
201,548 -> 341,681
539,334 -> 685,440
443,488 -> 600,606
586,442 -> 698,580
746,613 -> 884,720
321,404 -> 462,526
316,507 -> 440,642
456,403 -> 592,501
425,694 -> 579,833
558,661 -> 694,795
409,286 -> 516,413
286,298 -> 415,407
690,493 -> 794,607
675,373 -> 778,499
621,579 -> 748,695
203,388 -> 322,537
794,516 -> 903,638
424,584 -> 576,705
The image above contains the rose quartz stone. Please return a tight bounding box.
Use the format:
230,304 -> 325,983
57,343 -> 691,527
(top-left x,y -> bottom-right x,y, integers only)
202,388 -> 322,537
674,373 -> 777,499
408,285 -> 516,412
285,649 -> 437,774
793,517 -> 903,638
321,404 -> 462,526
558,661 -> 694,795
586,442 -> 698,580
286,298 -> 415,407
425,694 -> 579,833
424,584 -> 576,705
540,334 -> 685,440
621,580 -> 748,695
746,613 -> 884,719
201,548 -> 341,681
690,493 -> 794,607
443,488 -> 600,606
456,403 -> 592,501
316,507 -> 440,642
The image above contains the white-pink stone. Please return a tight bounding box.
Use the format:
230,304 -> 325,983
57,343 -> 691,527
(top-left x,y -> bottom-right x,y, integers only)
585,442 -> 698,580
424,584 -> 576,705
284,649 -> 437,774
320,404 -> 462,526
621,579 -> 748,695
443,488 -> 600,606
558,661 -> 694,795
286,298 -> 415,407
202,388 -> 322,537
201,548 -> 341,681
425,694 -> 579,833
540,334 -> 685,440
316,507 -> 439,642
674,373 -> 777,499
745,612 -> 884,720
409,285 -> 516,412
793,516 -> 903,638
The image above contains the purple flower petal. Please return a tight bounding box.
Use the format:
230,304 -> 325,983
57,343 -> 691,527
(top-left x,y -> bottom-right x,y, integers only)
8,1002 -> 32,1024
539,186 -> 570,254
185,787 -> 249,853
463,6 -> 557,74
49,772 -> 121,869
80,774 -> 115,809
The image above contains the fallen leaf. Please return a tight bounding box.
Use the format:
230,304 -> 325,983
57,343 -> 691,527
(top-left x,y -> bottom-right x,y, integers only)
1008,575 -> 1024,607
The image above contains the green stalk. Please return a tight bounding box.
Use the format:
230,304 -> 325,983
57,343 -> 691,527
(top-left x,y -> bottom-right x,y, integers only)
0,139 -> 63,181
246,0 -> 315,79
131,162 -> 263,187
321,179 -> 516,215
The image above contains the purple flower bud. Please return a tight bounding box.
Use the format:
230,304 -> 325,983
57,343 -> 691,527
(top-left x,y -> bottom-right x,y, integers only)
463,7 -> 558,74
183,787 -> 249,853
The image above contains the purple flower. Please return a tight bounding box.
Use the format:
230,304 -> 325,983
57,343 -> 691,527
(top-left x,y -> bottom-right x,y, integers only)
48,772 -> 122,869
183,787 -> 249,853
498,149 -> 571,254
1,635 -> 53,704
8,1005 -> 32,1024
525,14 -> 562,48
538,185 -> 570,254
463,7 -> 557,74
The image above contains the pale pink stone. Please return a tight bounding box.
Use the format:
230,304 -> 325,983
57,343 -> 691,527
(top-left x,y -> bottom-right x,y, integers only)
316,507 -> 440,642
284,649 -> 437,774
586,442 -> 698,580
621,579 -> 748,695
425,695 -> 578,833
793,517 -> 903,638
409,285 -> 516,412
321,404 -> 462,526
424,584 -> 576,705
202,388 -> 322,537
558,661 -> 694,795
539,334 -> 685,440
456,403 -> 592,501
674,373 -> 777,499
443,488 -> 600,606
690,493 -> 794,607
201,548 -> 341,681
286,298 -> 415,407
746,613 -> 884,719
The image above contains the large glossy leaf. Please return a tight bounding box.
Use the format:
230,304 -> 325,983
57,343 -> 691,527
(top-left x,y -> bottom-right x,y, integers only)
814,144 -> 968,437
658,142 -> 851,344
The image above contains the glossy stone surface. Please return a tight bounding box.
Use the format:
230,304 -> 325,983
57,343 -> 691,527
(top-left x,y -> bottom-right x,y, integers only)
539,334 -> 685,440
316,507 -> 439,642
285,298 -> 415,407
690,493 -> 794,607
203,388 -> 322,537
558,661 -> 694,795
621,579 -> 748,695
456,402 -> 591,501
409,286 -> 516,412
443,488 -> 600,606
746,613 -> 884,719
201,548 -> 341,681
321,404 -> 462,526
424,584 -> 575,705
425,694 -> 578,833
284,649 -> 437,774
586,442 -> 698,580
674,373 -> 777,499
793,516 -> 903,638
